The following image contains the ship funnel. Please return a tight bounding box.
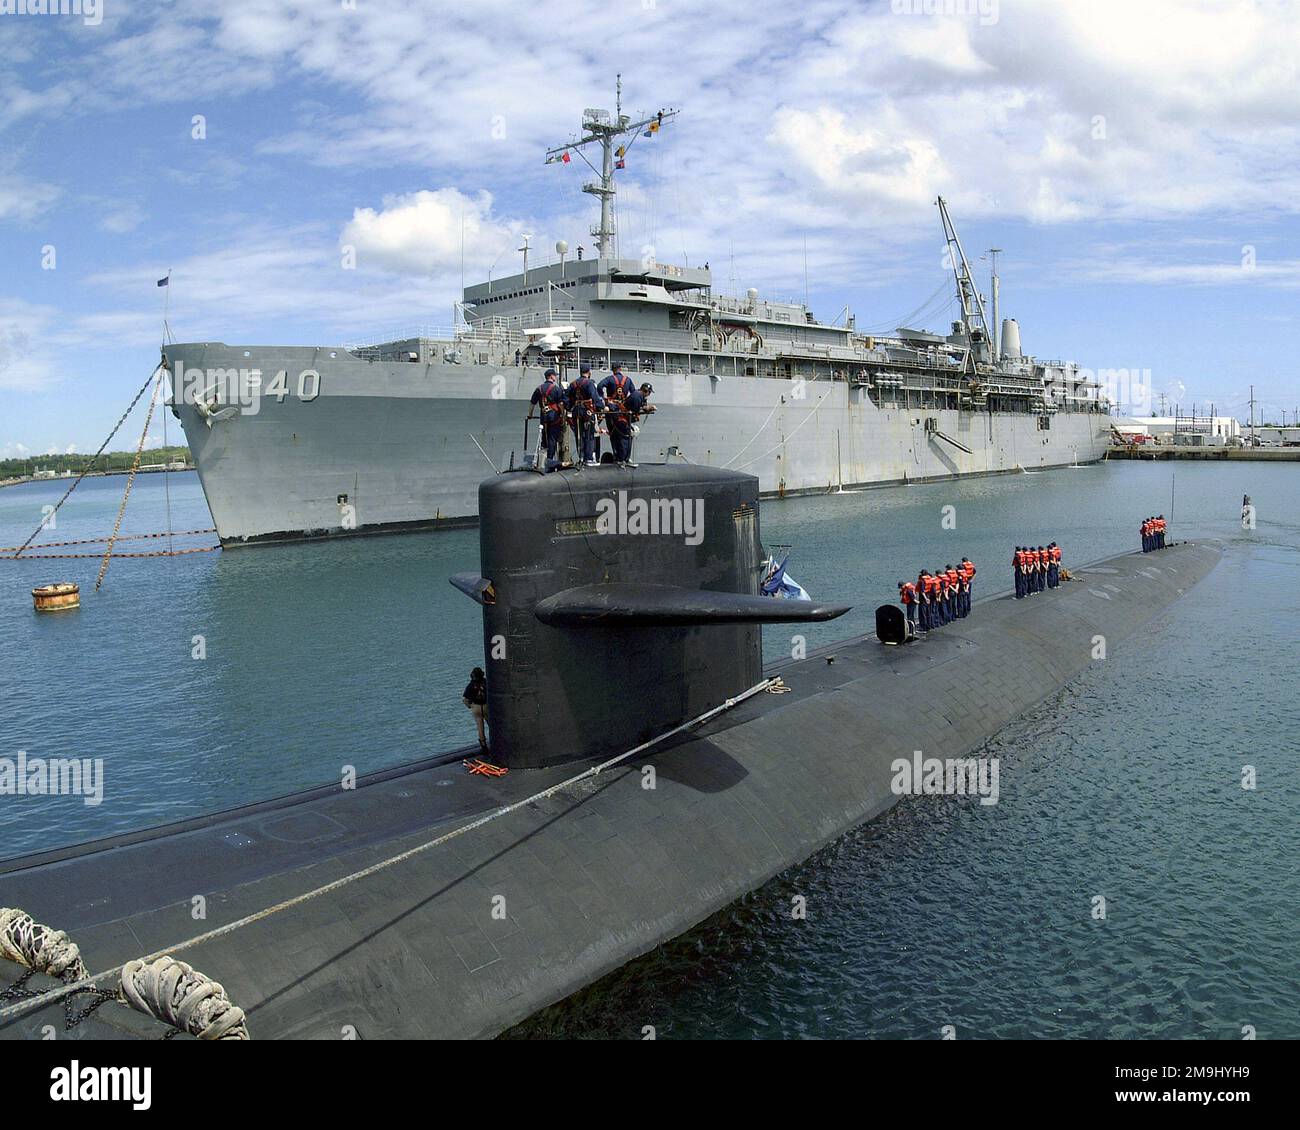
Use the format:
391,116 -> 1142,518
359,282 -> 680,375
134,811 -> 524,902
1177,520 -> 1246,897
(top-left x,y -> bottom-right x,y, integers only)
1001,318 -> 1022,359
451,466 -> 850,769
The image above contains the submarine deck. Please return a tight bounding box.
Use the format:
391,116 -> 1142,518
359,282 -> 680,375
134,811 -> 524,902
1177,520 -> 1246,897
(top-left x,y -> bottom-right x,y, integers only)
0,541 -> 1223,1040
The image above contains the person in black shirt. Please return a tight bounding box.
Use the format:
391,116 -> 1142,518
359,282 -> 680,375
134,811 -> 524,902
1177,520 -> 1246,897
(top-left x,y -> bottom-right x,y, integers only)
462,667 -> 488,752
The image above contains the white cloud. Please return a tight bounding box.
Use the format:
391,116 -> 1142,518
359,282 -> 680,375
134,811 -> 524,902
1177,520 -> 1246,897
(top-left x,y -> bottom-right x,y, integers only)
341,189 -> 523,276
0,303 -> 61,391
0,174 -> 61,223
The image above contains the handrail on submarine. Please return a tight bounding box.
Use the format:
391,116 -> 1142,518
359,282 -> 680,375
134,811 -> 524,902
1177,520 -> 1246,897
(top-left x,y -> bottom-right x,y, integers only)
0,678 -> 777,1028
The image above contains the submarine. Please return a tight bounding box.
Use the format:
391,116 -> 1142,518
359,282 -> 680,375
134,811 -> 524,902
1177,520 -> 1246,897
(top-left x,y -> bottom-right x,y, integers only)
0,464 -> 1221,1039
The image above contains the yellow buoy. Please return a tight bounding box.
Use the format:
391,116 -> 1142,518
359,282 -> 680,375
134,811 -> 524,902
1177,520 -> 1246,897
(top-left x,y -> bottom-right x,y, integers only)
32,582 -> 80,612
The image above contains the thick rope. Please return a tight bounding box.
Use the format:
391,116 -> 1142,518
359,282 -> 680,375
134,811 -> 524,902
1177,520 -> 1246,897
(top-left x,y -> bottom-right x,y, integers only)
95,371 -> 164,591
120,957 -> 249,1040
10,368 -> 161,558
0,678 -> 771,1026
0,908 -> 88,983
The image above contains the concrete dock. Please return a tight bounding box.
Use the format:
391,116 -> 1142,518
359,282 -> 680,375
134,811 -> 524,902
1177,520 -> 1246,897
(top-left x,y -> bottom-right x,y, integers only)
1107,445 -> 1300,461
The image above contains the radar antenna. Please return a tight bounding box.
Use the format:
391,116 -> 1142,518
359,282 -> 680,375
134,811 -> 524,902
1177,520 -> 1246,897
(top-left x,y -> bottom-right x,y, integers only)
937,196 -> 992,372
545,74 -> 678,260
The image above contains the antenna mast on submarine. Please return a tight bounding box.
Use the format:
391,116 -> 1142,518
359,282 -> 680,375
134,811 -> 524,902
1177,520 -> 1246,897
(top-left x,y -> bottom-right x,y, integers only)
544,75 -> 679,261
937,196 -> 992,373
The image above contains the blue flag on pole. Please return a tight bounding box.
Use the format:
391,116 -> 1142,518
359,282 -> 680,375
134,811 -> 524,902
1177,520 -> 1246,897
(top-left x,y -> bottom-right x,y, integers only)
157,276 -> 169,287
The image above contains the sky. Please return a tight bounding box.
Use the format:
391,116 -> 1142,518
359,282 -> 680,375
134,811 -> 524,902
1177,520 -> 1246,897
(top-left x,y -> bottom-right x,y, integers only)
3,0 -> 1300,460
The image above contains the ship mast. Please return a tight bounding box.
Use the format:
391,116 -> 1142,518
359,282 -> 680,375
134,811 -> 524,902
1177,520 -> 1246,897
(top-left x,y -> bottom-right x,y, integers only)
937,196 -> 992,372
544,75 -> 678,260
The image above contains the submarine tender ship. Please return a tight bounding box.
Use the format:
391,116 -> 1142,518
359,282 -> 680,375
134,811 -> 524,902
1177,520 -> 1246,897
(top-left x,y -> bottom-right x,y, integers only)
165,90 -> 1112,547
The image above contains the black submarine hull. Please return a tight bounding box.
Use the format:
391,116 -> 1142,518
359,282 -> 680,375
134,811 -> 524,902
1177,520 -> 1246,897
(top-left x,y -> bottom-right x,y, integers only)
0,539 -> 1221,1040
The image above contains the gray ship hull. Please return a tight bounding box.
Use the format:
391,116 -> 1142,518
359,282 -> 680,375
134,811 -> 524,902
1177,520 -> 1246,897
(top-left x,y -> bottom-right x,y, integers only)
167,343 -> 1112,546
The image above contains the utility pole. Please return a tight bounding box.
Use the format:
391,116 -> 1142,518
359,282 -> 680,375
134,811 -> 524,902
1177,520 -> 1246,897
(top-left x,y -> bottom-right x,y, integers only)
1249,384 -> 1256,443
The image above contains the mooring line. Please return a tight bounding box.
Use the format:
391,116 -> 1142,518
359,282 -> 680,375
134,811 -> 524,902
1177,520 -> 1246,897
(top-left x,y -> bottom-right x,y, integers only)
4,546 -> 219,560
0,678 -> 772,1026
10,368 -> 160,558
0,529 -> 216,554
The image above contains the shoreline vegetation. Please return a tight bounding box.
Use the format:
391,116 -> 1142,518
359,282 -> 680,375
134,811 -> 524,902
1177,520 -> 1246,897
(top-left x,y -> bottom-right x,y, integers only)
0,445 -> 193,489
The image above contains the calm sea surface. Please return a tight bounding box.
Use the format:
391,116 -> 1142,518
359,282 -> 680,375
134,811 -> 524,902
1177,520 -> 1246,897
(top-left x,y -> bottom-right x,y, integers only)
1,461 -> 1296,1038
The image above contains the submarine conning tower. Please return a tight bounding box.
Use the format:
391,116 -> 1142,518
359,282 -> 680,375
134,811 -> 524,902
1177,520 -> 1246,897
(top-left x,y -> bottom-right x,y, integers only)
452,465 -> 849,769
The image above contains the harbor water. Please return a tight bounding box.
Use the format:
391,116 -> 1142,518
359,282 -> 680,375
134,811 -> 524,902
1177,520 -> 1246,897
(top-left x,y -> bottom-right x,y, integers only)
1,461 -> 1296,1038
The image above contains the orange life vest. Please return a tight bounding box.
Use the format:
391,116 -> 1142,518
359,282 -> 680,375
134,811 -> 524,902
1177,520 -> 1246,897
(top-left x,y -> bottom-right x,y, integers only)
900,582 -> 916,604
1052,546 -> 1061,563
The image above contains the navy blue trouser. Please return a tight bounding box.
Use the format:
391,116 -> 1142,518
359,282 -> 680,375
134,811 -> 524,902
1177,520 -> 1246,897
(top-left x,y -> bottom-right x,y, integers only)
577,417 -> 598,463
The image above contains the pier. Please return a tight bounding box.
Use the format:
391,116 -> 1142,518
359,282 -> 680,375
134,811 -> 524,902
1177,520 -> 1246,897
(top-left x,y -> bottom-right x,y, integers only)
1107,445 -> 1300,462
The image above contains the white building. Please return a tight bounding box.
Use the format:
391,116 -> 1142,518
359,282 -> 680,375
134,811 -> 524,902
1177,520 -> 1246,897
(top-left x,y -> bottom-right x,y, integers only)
1117,416 -> 1242,445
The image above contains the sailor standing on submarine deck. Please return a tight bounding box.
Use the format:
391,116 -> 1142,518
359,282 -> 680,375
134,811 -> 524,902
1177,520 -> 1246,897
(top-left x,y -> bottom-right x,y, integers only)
628,382 -> 656,465
916,569 -> 932,631
898,580 -> 917,628
598,362 -> 637,465
527,368 -> 566,471
567,363 -> 604,467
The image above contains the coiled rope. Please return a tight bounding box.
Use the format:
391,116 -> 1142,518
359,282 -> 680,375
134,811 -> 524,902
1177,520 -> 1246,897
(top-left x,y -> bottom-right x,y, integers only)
0,910 -> 247,1038
0,678 -> 772,1029
0,908 -> 119,1031
120,957 -> 248,1040
0,908 -> 88,982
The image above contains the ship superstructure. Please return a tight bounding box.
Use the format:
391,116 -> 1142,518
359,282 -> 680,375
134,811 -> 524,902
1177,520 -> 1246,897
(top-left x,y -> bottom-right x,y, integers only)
167,85 -> 1111,546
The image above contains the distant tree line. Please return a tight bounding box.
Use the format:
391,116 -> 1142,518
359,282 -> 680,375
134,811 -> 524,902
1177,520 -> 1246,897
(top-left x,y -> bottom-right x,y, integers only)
0,446 -> 193,479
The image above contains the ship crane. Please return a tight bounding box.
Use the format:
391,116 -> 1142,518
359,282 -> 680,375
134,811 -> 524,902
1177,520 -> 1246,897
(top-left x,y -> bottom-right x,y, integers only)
937,196 -> 993,375
544,74 -> 678,260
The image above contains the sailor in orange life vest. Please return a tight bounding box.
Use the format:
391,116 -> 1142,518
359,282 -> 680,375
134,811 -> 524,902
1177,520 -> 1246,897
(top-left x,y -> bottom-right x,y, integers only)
1013,546 -> 1025,598
960,556 -> 976,614
526,368 -> 567,471
1156,514 -> 1166,549
916,569 -> 932,631
1141,517 -> 1153,552
897,580 -> 917,628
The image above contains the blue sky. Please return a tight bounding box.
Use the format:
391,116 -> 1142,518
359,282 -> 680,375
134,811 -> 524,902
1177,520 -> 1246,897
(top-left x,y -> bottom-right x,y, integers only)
3,0 -> 1300,458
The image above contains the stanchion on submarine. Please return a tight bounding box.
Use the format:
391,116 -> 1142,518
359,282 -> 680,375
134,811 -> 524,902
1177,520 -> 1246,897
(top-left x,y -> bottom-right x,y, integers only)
452,464 -> 850,768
